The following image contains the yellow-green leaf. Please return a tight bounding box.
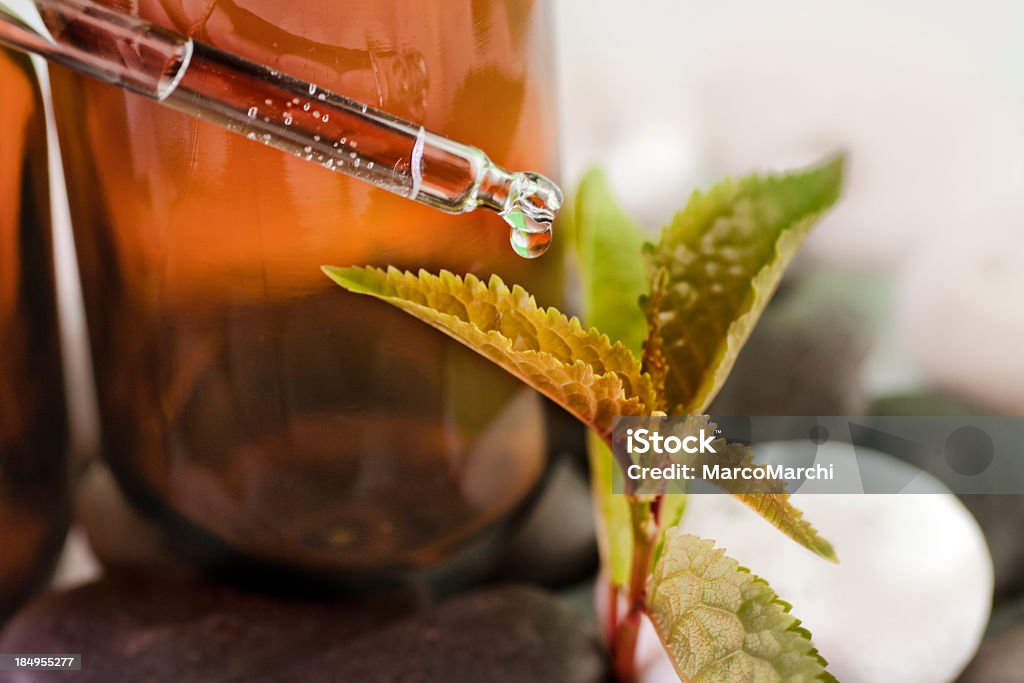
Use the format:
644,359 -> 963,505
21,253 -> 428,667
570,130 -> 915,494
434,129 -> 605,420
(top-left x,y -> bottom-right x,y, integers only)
322,266 -> 658,441
644,155 -> 844,414
575,169 -> 650,355
648,529 -> 837,683
707,444 -> 837,561
733,491 -> 836,563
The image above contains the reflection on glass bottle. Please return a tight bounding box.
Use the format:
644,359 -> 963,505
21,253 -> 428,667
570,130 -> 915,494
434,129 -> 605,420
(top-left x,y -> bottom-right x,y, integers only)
51,0 -> 564,580
0,50 -> 70,620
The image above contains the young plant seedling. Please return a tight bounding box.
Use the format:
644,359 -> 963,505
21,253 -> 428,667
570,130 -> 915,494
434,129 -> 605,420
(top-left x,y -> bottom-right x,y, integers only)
324,155 -> 844,682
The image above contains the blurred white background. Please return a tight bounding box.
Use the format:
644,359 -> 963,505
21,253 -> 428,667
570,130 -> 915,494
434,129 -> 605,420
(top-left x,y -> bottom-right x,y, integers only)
554,0 -> 1024,412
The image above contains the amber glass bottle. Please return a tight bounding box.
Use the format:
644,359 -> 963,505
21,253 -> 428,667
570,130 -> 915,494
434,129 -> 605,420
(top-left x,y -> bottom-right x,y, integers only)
51,0 -> 562,578
0,50 -> 69,619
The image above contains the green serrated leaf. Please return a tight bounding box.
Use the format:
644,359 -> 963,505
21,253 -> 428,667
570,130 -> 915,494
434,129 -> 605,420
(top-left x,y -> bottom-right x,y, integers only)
705,440 -> 837,561
644,155 -> 844,414
575,169 -> 650,355
648,529 -> 837,683
323,266 -> 658,442
732,490 -> 837,563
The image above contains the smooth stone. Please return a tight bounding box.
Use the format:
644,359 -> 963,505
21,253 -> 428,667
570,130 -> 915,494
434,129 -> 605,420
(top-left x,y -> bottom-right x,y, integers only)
486,458 -> 598,587
958,495 -> 1024,598
253,585 -> 608,683
677,444 -> 992,683
958,625 -> 1024,683
897,222 -> 1024,413
0,575 -> 412,683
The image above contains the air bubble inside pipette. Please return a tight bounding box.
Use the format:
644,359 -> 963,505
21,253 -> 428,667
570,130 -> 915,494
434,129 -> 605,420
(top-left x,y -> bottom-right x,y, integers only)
0,0 -> 564,258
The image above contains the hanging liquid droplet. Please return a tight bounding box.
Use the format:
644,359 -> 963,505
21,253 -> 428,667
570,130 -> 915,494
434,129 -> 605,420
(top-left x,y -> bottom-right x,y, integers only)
499,171 -> 560,259
508,222 -> 553,259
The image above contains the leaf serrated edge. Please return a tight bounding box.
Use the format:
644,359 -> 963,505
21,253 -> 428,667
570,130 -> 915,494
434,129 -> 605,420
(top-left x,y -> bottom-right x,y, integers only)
647,530 -> 837,683
733,492 -> 838,563
322,265 -> 658,440
644,155 -> 845,414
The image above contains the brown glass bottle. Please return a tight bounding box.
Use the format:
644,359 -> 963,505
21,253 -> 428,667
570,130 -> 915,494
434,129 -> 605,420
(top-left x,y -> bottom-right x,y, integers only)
0,50 -> 70,619
51,0 -> 563,579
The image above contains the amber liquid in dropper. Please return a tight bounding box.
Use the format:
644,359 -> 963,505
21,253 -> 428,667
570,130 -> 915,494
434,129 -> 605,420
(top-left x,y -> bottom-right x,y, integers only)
52,0 -> 564,577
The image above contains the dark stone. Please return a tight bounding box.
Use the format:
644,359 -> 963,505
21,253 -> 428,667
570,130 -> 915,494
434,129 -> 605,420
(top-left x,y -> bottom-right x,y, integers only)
0,575 -> 412,682
709,270 -> 875,416
959,495 -> 1024,597
486,459 -> 598,587
254,585 -> 608,683
868,392 -> 990,418
958,625 -> 1024,683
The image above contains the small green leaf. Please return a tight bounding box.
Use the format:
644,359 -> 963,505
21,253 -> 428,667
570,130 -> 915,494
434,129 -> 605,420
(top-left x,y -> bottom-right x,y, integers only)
588,431 -> 634,586
731,490 -> 837,563
648,529 -> 837,683
644,155 -> 844,414
575,169 -> 650,355
574,170 -> 657,587
706,447 -> 836,562
323,266 -> 658,442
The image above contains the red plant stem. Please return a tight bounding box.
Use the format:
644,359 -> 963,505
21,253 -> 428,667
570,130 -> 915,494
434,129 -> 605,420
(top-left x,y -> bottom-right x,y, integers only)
606,581 -> 620,645
611,494 -> 662,682
612,606 -> 643,682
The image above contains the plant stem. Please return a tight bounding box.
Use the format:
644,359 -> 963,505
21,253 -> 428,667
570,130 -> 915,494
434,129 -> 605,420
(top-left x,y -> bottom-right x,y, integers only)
606,580 -> 620,645
611,494 -> 662,682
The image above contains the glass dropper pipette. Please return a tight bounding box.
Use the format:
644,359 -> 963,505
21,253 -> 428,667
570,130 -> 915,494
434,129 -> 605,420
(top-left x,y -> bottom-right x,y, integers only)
0,0 -> 562,258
